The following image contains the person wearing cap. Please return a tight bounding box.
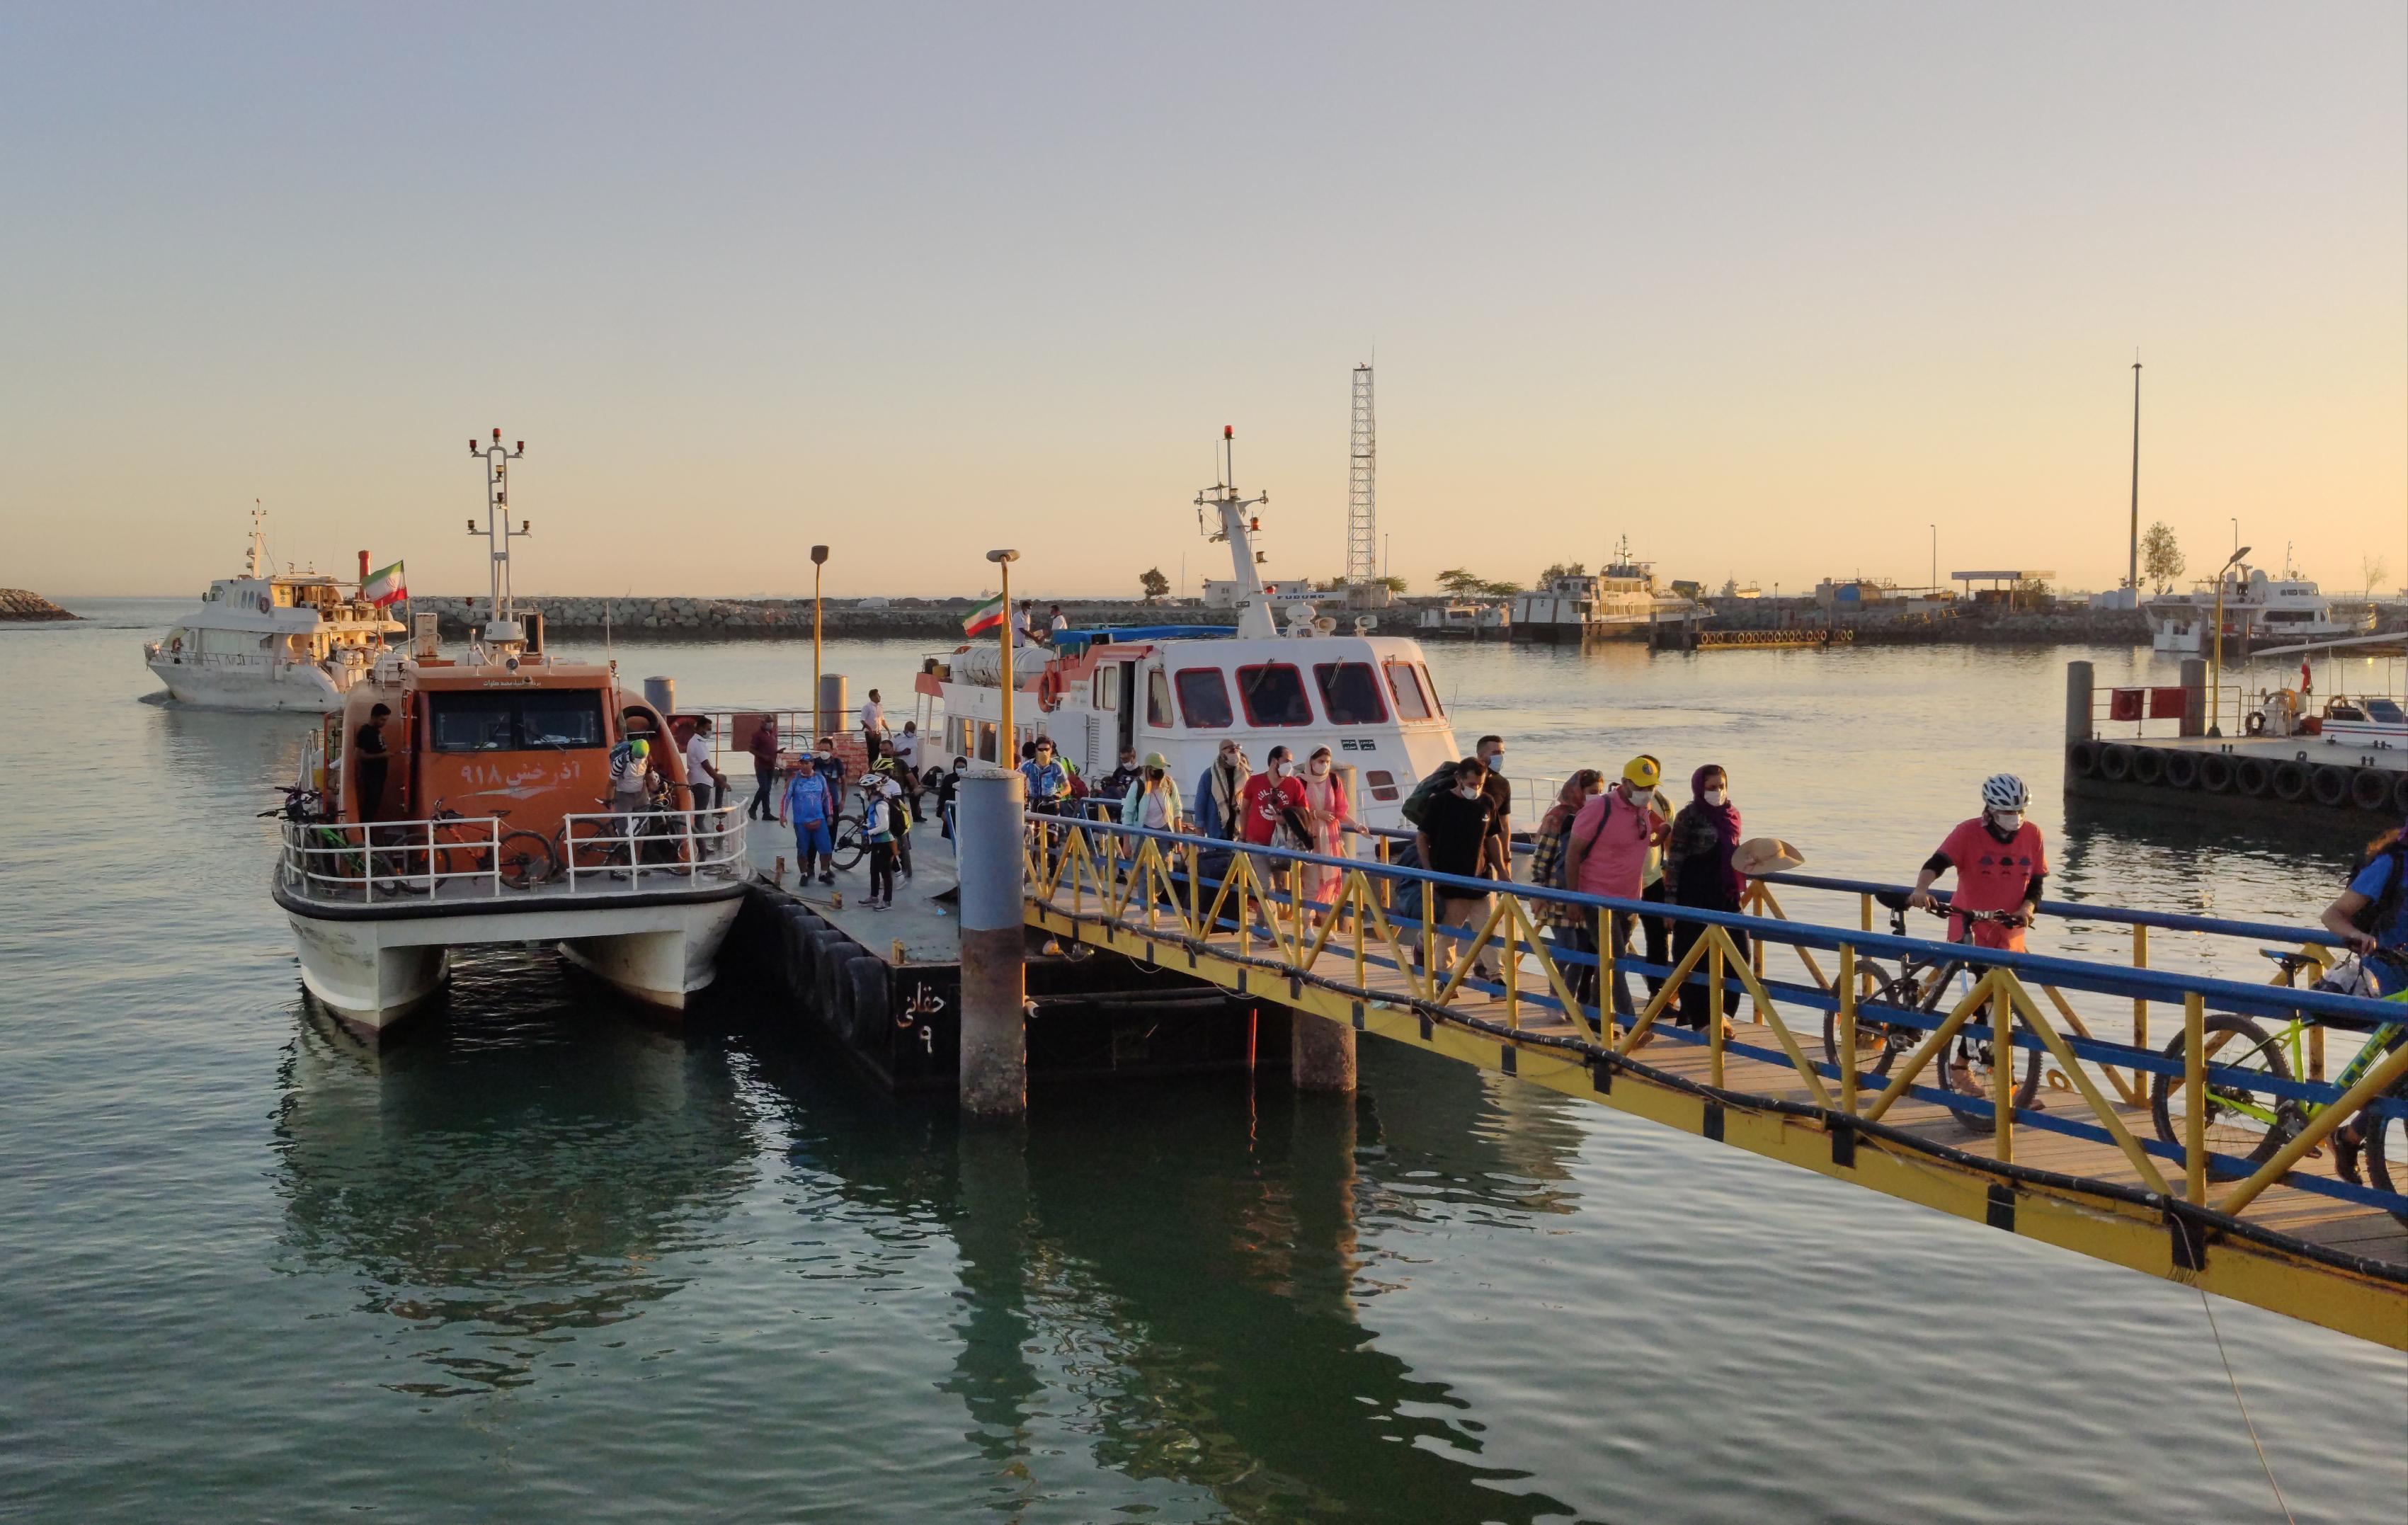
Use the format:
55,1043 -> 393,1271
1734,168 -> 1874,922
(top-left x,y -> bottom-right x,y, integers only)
1563,757 -> 1672,1015
1121,751 -> 1183,833
782,748 -> 839,886
605,733 -> 656,871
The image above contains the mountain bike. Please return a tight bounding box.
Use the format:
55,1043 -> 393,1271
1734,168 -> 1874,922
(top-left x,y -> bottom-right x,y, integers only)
1820,891 -> 2044,1129
260,784 -> 412,897
2149,948 -> 2408,1221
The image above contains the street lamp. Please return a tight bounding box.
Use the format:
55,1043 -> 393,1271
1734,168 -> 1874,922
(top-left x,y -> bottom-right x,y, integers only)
810,545 -> 829,747
1929,524 -> 1936,595
2209,544 -> 2251,736
987,549 -> 1020,763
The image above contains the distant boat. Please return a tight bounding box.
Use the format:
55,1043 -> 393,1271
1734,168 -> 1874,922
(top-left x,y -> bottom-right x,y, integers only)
143,510 -> 404,711
1510,535 -> 1700,644
2143,558 -> 2366,654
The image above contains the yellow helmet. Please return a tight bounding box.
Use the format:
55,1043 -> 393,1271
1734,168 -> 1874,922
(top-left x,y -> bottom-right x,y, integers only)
629,738 -> 650,758
1621,755 -> 1660,789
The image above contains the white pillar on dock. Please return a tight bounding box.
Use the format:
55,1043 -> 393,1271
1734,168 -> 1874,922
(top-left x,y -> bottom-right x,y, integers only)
2179,657 -> 2207,738
2065,661 -> 2094,745
956,768 -> 1027,1119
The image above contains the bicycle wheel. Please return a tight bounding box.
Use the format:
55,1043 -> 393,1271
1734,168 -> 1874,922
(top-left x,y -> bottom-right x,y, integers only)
496,830 -> 557,890
831,816 -> 866,871
2350,1036 -> 2408,1227
2147,1014 -> 2295,1180
1822,969 -> 1919,1084
1938,1000 -> 2044,1131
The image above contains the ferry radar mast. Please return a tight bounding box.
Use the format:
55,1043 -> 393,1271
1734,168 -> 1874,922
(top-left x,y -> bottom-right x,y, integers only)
467,428 -> 530,656
1195,425 -> 1278,639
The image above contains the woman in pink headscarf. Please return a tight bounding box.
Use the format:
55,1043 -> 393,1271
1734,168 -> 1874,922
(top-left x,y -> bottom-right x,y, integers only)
1665,762 -> 1745,1032
1298,746 -> 1353,923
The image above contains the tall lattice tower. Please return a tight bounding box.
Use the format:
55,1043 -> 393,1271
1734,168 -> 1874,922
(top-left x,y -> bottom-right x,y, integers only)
1346,362 -> 1382,605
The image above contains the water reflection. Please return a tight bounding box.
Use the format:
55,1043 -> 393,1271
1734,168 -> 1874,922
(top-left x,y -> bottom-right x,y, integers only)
270,954 -> 760,1396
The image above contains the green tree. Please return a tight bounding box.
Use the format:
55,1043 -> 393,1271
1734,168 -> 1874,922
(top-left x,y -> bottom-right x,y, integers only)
1435,568 -> 1485,598
1536,561 -> 1587,584
2140,522 -> 2184,592
1379,575 -> 1408,593
1480,579 -> 1523,598
1139,566 -> 1170,603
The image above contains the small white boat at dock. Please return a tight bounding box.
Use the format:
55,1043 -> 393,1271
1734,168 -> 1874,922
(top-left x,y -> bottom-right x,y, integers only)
144,510 -> 405,711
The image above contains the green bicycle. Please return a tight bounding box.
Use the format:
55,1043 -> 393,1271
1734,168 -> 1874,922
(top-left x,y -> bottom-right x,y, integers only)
2150,947 -> 2408,1223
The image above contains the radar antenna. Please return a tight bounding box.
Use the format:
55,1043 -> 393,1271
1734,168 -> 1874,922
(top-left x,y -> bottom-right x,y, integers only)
467,428 -> 531,655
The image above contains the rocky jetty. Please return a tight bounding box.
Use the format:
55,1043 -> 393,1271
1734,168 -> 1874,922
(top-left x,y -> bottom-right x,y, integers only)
0,589 -> 76,622
410,595 -> 1244,641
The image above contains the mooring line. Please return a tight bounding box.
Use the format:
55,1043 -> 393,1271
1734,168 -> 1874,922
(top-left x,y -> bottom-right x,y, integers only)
2198,1286 -> 2294,1524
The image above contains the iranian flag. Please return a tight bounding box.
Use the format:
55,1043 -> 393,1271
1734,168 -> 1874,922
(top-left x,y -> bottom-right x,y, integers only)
962,593 -> 1005,636
363,559 -> 407,608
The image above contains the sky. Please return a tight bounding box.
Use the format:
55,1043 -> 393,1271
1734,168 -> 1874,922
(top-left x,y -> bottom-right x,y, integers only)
3,4 -> 2402,601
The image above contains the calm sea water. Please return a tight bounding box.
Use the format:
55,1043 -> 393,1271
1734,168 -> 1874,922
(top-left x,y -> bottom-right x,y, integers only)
4,600 -> 2400,1523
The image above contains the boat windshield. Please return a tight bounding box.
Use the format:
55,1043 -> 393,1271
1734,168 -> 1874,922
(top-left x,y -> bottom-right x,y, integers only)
428,690 -> 607,751
2367,699 -> 2405,724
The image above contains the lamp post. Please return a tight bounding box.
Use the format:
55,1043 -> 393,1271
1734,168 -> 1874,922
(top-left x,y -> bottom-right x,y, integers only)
988,549 -> 1020,762
1929,524 -> 1936,595
2209,544 -> 2251,736
810,545 -> 829,748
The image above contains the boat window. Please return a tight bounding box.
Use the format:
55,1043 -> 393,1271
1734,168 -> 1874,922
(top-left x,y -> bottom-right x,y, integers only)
428,692 -> 519,752
976,721 -> 998,763
2368,699 -> 2404,724
1236,663 -> 1313,727
1175,668 -> 1233,729
1146,668 -> 1174,728
518,690 -> 607,748
1364,768 -> 1400,801
1383,661 -> 1431,721
2329,702 -> 2367,721
1314,662 -> 1388,724
1418,663 -> 1445,716
1095,666 -> 1120,712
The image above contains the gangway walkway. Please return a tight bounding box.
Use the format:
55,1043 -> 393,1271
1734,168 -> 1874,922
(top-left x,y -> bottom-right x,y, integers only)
1021,814 -> 2408,1349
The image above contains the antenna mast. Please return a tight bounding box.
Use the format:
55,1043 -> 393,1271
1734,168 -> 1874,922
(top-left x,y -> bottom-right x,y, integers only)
1346,362 -> 1383,607
1196,426 -> 1277,639
2127,356 -> 2142,596
467,428 -> 530,653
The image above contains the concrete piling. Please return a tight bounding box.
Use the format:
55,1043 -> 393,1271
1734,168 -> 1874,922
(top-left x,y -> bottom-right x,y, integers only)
1291,1014 -> 1358,1093
2179,657 -> 2207,738
957,768 -> 1028,1119
2064,661 -> 2093,745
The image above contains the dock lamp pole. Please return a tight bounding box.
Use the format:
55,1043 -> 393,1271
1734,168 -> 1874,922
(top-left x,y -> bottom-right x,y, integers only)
988,549 -> 1020,761
2209,544 -> 2250,736
811,545 -> 829,748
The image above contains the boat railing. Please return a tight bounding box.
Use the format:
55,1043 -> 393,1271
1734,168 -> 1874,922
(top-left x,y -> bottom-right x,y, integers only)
278,804 -> 747,906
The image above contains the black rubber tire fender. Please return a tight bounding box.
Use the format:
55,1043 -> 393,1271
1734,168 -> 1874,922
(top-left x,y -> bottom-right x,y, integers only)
2353,767 -> 2395,811
2395,773 -> 2408,816
2065,740 -> 2101,778
2196,753 -> 2235,793
2098,743 -> 2135,782
780,904 -> 816,992
2271,761 -> 2309,801
846,956 -> 892,1044
2129,748 -> 2166,786
810,932 -> 852,1029
2308,765 -> 2349,808
2162,751 -> 2201,789
2233,757 -> 2272,796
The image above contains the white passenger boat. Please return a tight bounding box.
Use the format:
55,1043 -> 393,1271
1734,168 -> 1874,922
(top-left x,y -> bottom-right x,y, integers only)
272,435 -> 745,1039
2145,558 -> 2366,655
918,432 -> 1461,829
1509,537 -> 1700,644
144,510 -> 405,711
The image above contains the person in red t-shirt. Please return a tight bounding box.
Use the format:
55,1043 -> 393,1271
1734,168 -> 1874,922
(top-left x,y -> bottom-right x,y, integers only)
1909,773 -> 2047,951
1238,745 -> 1310,929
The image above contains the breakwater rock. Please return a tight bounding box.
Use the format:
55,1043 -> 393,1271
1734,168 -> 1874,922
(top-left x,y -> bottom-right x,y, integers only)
1701,604 -> 2153,645
0,589 -> 76,622
412,595 -> 1244,641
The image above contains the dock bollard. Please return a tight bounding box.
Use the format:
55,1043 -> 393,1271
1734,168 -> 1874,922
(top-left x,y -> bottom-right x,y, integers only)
957,767 -> 1028,1119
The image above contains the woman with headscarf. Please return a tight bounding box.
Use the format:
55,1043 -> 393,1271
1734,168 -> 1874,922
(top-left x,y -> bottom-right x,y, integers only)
1666,762 -> 1745,1032
1194,739 -> 1250,842
1297,746 -> 1354,923
1527,770 -> 1606,1005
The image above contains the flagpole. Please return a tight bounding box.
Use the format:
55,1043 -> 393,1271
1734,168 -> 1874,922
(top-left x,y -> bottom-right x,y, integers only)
988,551 -> 1020,765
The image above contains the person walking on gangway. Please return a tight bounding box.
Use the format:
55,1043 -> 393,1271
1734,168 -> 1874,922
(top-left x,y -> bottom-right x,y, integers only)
782,750 -> 838,887
745,714 -> 780,821
684,716 -> 726,815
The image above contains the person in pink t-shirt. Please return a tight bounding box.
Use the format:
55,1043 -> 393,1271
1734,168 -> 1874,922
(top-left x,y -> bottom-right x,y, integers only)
1910,773 -> 2047,952
1563,757 -> 1671,1012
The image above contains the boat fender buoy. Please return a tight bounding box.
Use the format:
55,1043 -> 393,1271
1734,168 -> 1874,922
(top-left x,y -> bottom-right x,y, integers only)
1037,670 -> 1063,712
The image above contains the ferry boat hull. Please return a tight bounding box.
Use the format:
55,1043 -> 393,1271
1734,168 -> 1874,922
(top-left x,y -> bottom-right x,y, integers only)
147,650 -> 351,712
280,888 -> 745,1037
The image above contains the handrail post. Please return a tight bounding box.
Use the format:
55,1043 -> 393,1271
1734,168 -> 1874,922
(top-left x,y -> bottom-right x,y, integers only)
1708,935 -> 1725,1087
2129,923 -> 2148,1092
2183,991 -> 2207,1204
1991,981 -> 2014,1164
1838,941 -> 1859,1116
1502,901 -> 1521,1030
1376,836 -> 1392,910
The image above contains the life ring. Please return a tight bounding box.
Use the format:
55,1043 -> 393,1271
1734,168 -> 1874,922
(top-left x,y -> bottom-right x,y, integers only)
1036,669 -> 1064,712
2244,712 -> 2266,736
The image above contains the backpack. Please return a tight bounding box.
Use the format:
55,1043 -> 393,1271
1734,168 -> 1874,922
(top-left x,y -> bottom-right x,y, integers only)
1399,762 -> 1460,829
2346,841 -> 2407,935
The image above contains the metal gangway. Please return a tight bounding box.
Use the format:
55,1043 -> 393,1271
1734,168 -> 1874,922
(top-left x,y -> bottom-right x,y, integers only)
1020,813 -> 2408,1349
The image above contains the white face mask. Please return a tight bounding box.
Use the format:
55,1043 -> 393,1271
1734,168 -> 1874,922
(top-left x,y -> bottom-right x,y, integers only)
1456,784 -> 1482,801
1992,811 -> 2023,834
1704,788 -> 1727,807
1277,760 -> 1295,777
1308,760 -> 1330,776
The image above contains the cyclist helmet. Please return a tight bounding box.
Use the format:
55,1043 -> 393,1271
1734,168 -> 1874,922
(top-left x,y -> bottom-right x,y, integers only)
1980,772 -> 2028,812
628,738 -> 649,758
870,755 -> 896,774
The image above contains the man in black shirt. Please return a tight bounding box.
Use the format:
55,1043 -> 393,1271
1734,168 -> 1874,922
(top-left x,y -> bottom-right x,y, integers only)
354,704 -> 392,821
1473,733 -> 1512,878
1413,755 -> 1500,981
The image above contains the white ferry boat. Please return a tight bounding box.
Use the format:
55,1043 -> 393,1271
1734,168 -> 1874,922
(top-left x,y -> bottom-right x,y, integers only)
918,432 -> 1461,829
271,435 -> 745,1039
2145,558 -> 2366,655
144,510 -> 404,711
1510,537 -> 1700,644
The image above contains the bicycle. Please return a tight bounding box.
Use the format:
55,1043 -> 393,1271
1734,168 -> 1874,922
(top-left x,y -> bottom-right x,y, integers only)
2149,947 -> 2408,1222
260,784 -> 412,897
1820,891 -> 2044,1129
423,802 -> 558,892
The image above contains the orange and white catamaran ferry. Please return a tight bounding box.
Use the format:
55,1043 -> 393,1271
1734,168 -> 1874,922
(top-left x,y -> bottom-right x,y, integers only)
273,432 -> 745,1038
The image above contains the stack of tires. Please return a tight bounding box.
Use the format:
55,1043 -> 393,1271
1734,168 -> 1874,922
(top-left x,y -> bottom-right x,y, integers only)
2066,736 -> 2406,815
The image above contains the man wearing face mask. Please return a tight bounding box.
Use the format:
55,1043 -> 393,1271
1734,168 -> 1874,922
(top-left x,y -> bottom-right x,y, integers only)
1473,734 -> 1513,879
1909,773 -> 2047,952
1414,755 -> 1501,981
1238,745 -> 1309,849
1194,741 -> 1250,842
